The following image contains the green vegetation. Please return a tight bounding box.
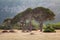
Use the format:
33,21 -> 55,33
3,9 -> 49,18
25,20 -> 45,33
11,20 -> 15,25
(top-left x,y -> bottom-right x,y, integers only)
0,7 -> 55,32
43,24 -> 55,32
0,25 -> 5,29
0,25 -> 12,30
31,20 -> 39,30
11,7 -> 55,32
51,22 -> 60,29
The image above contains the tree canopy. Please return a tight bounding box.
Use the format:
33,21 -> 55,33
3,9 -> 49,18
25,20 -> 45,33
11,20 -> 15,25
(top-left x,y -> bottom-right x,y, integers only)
12,7 -> 55,23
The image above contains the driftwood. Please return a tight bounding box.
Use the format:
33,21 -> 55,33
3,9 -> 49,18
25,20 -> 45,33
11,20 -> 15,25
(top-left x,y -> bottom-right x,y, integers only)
2,30 -> 8,33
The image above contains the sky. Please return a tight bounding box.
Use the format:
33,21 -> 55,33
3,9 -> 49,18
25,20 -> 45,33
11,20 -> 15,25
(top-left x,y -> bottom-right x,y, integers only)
0,0 -> 60,24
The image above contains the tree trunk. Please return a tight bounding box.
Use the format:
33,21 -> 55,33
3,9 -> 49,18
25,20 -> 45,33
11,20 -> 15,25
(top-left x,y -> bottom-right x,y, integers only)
21,18 -> 26,32
29,21 -> 32,32
39,21 -> 43,32
21,21 -> 25,32
28,14 -> 32,32
21,23 -> 24,32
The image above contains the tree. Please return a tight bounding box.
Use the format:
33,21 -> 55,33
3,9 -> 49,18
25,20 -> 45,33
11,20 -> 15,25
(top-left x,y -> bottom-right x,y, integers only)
32,7 -> 55,31
11,7 -> 55,32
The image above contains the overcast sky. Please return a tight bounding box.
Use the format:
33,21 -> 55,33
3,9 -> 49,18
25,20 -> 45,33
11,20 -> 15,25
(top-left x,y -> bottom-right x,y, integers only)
0,0 -> 60,24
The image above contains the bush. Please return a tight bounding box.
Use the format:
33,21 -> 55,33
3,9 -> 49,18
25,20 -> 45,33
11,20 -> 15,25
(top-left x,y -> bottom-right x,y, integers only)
52,25 -> 60,29
0,25 -> 12,30
0,26 -> 5,29
43,24 -> 55,32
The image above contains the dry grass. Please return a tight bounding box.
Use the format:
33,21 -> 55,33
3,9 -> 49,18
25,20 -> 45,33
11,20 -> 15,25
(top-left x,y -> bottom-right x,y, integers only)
0,30 -> 60,40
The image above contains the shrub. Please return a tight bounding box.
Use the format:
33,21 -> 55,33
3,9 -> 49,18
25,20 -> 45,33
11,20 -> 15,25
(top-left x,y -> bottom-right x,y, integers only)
0,26 -> 5,29
0,25 -> 12,30
52,24 -> 60,29
43,24 -> 55,32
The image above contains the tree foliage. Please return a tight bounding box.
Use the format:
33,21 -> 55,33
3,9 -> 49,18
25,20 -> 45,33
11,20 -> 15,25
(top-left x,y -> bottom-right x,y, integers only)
2,7 -> 55,32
